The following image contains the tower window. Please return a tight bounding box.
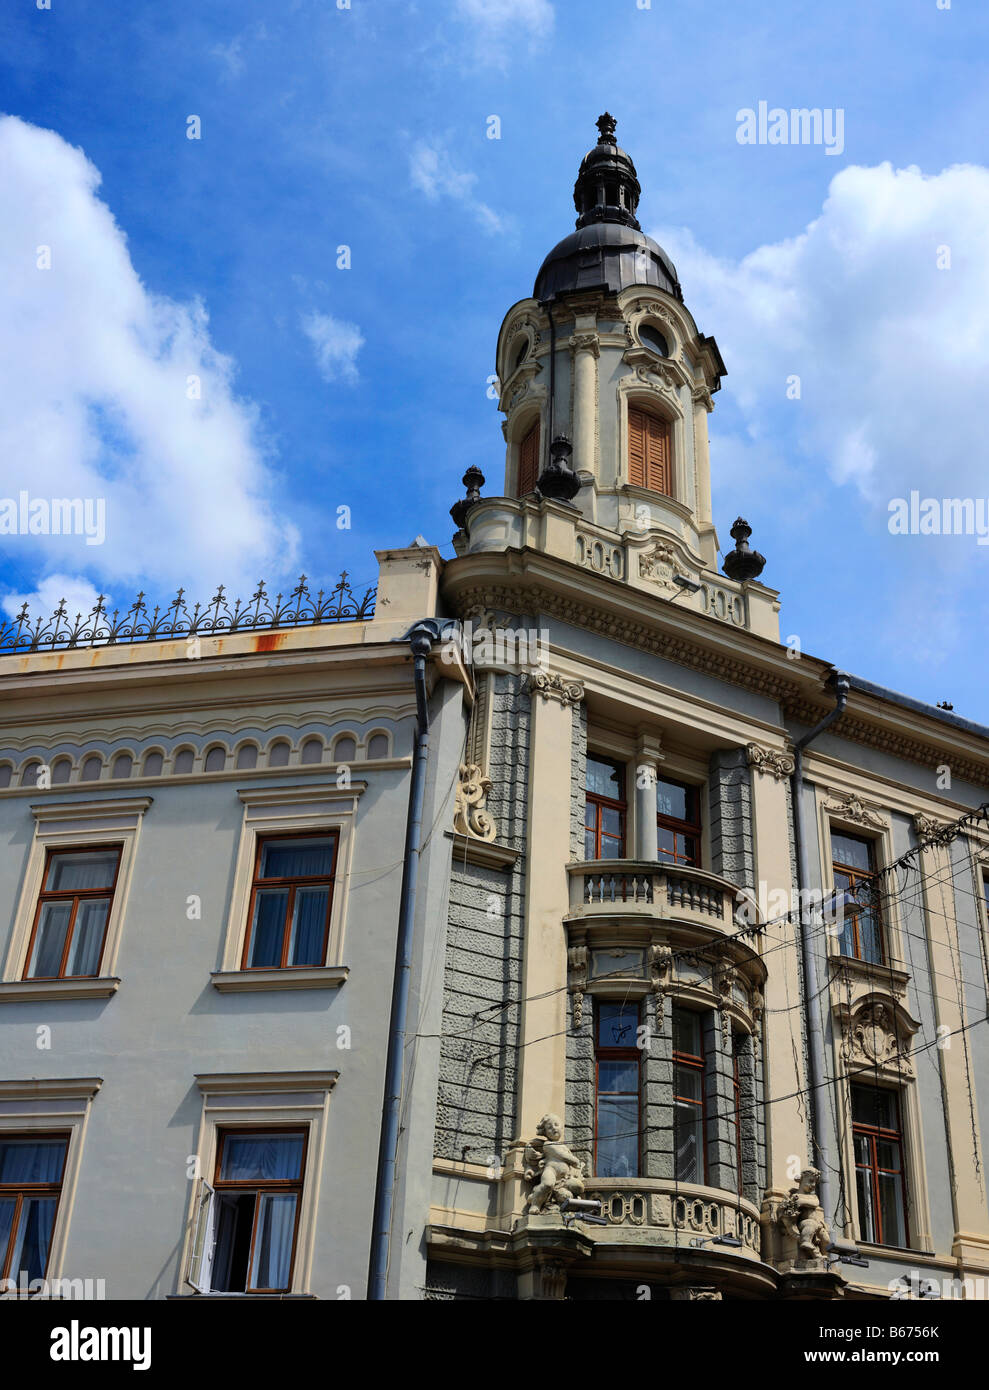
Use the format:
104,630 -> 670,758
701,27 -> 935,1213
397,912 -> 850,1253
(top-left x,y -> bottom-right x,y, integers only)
638,324 -> 669,358
513,339 -> 529,371
628,406 -> 672,496
517,420 -> 540,497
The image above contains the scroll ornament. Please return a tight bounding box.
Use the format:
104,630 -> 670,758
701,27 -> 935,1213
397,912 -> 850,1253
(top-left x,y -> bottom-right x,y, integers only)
453,762 -> 498,842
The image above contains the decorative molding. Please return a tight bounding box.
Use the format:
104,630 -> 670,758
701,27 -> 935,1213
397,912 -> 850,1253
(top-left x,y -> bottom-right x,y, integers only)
837,996 -> 918,1081
649,942 -> 672,1027
210,967 -> 348,993
569,332 -> 600,359
453,762 -> 498,843
31,796 -> 152,824
447,580 -> 989,783
821,789 -> 886,830
523,671 -> 585,707
638,541 -> 678,594
746,743 -> 795,781
568,945 -> 588,1029
446,831 -> 520,870
194,1071 -> 339,1096
0,1076 -> 103,1101
0,977 -> 120,1004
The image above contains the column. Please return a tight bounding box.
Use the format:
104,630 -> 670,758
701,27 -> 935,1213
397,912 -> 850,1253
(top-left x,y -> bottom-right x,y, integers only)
570,331 -> 599,478
634,731 -> 664,862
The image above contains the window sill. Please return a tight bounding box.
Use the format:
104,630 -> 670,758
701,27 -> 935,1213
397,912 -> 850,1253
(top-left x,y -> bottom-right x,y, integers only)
210,966 -> 349,993
168,1291 -> 318,1300
0,976 -> 120,1003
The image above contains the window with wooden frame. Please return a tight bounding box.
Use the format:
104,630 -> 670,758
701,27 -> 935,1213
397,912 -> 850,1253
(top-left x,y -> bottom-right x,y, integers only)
628,405 -> 672,496
0,1133 -> 69,1283
673,1007 -> 707,1184
594,1001 -> 641,1178
657,778 -> 701,867
516,420 -> 540,497
23,847 -> 121,981
242,833 -> 338,970
851,1085 -> 908,1248
584,756 -> 627,860
190,1128 -> 308,1294
832,830 -> 883,964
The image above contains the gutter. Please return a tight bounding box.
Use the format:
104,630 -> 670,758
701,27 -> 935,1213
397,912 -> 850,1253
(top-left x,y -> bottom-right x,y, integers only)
368,617 -> 451,1300
788,670 -> 851,1228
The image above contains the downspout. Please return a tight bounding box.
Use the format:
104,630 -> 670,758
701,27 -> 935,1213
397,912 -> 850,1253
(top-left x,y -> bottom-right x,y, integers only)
368,618 -> 443,1300
788,670 -> 850,1228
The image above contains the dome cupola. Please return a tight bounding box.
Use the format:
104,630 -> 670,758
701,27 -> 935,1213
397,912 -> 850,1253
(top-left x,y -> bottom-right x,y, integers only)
534,114 -> 682,303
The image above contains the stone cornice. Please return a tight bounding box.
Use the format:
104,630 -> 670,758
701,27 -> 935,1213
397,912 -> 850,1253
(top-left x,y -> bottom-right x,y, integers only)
441,548 -> 989,784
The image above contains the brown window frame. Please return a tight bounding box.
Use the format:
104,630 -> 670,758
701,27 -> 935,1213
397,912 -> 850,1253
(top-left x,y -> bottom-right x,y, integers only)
516,420 -> 541,498
593,1001 -> 641,1178
212,1125 -> 309,1294
241,830 -> 338,971
0,1130 -> 69,1283
656,777 -> 702,868
832,831 -> 884,964
627,404 -> 673,496
851,1085 -> 909,1249
584,756 -> 627,860
22,844 -> 122,981
673,1007 -> 708,1186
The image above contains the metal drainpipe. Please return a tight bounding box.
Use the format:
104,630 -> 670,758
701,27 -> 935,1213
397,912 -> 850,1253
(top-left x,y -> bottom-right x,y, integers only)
368,618 -> 443,1300
789,670 -> 850,1228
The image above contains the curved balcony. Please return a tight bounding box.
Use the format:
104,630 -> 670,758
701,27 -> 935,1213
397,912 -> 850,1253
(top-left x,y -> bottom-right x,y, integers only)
567,860 -> 759,935
581,1177 -> 763,1260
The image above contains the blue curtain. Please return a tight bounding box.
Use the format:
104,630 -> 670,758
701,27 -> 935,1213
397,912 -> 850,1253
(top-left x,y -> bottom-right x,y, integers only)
260,839 -> 334,881
288,889 -> 328,966
220,1134 -> 304,1183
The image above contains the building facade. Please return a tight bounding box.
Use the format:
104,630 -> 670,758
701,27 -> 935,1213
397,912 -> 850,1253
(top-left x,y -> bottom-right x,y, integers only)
418,115 -> 989,1301
2,115 -> 989,1302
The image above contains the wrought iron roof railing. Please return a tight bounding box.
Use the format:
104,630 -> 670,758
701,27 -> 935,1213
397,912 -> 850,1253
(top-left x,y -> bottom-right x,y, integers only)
0,573 -> 376,654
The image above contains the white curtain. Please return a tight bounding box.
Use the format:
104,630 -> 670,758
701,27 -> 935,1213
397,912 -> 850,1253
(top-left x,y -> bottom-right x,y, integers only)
250,1194 -> 297,1290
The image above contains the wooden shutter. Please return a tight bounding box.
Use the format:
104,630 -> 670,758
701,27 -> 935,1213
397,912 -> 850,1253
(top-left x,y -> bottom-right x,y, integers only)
517,422 -> 540,497
628,407 -> 672,496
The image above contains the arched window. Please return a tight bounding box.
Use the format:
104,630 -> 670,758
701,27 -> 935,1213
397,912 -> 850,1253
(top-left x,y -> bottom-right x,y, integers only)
628,405 -> 672,496
173,748 -> 195,775
267,740 -> 291,768
300,737 -> 323,765
235,743 -> 258,770
80,755 -> 103,782
367,733 -> 389,760
517,420 -> 540,497
111,753 -> 133,780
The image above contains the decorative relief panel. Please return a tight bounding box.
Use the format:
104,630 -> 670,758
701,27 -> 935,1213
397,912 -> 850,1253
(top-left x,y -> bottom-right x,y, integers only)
576,533 -> 624,579
700,582 -> 746,628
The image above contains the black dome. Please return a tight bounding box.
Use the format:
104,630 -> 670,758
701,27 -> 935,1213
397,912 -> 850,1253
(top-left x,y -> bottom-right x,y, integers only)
534,221 -> 682,302
533,113 -> 682,303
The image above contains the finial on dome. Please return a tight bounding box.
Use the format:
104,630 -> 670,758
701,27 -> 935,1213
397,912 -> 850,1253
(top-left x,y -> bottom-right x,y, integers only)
596,112 -> 617,144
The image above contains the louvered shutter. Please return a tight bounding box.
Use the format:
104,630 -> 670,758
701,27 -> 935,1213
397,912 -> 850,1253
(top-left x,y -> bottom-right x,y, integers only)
517,422 -> 540,496
628,407 -> 647,487
628,407 -> 672,496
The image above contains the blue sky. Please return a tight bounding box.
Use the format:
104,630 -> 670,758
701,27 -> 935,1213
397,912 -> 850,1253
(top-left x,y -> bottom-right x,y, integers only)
2,0 -> 988,719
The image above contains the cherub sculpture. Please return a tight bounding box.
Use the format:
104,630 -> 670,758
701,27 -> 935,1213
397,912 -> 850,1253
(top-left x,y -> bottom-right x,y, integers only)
779,1167 -> 831,1263
522,1113 -> 585,1212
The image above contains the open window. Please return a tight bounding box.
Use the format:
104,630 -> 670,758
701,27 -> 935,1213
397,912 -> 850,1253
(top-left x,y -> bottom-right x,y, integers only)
187,1129 -> 307,1294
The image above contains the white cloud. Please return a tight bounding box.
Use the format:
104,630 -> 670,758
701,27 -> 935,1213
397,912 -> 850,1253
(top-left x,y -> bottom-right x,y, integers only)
0,115 -> 298,611
301,311 -> 364,385
653,161 -> 989,510
1,574 -> 105,631
455,0 -> 554,46
409,140 -> 504,235
210,36 -> 245,79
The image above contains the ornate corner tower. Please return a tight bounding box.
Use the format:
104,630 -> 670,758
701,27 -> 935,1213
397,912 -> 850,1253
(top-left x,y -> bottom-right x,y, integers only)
452,114 -> 778,642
